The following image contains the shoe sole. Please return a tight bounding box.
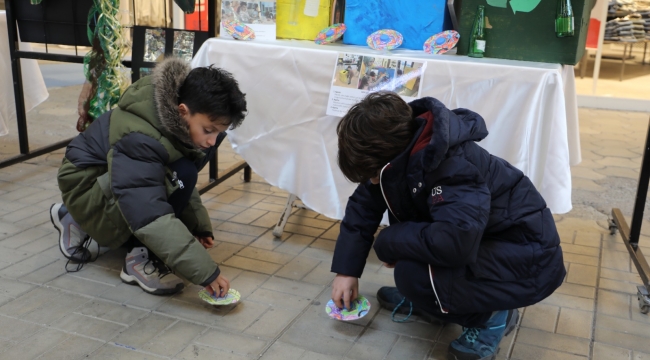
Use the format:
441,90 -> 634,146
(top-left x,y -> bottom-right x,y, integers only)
447,309 -> 520,360
50,203 -> 75,261
120,267 -> 184,296
376,293 -> 439,324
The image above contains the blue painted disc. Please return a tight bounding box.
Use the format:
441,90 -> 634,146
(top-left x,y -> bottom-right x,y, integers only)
326,29 -> 334,36
235,25 -> 244,32
435,37 -> 445,45
379,34 -> 390,42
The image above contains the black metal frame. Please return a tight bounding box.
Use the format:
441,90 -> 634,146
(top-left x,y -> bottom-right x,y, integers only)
610,116 -> 650,314
0,0 -> 250,191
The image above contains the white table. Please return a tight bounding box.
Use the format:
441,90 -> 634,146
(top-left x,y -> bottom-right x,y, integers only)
0,10 -> 49,136
192,38 -> 581,217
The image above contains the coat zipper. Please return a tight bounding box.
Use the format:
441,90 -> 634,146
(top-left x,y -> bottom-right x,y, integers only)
379,164 -> 447,314
378,163 -> 400,222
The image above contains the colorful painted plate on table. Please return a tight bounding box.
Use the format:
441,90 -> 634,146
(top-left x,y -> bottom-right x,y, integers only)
198,288 -> 241,305
423,30 -> 460,55
325,295 -> 371,321
366,29 -> 403,51
315,23 -> 347,45
222,20 -> 256,41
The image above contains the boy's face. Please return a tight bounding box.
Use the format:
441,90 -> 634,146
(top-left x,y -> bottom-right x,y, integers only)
179,104 -> 229,149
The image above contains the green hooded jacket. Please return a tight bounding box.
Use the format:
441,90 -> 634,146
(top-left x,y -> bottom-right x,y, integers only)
57,58 -> 220,286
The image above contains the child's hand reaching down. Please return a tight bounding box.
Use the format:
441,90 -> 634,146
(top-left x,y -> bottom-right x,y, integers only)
331,274 -> 359,310
206,274 -> 230,298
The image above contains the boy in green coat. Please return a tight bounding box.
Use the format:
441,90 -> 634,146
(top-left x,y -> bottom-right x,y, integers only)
50,58 -> 247,296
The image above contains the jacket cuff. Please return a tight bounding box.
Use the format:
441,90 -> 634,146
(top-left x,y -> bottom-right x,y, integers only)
194,231 -> 214,239
199,266 -> 221,287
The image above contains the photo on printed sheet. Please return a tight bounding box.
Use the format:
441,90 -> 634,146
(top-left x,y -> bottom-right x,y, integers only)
333,54 -> 363,89
221,0 -> 277,40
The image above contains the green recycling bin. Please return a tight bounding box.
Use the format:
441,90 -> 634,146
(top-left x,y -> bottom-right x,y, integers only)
455,0 -> 595,64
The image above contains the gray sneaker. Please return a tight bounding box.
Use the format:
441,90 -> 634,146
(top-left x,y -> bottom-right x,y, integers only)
50,203 -> 97,263
120,247 -> 184,295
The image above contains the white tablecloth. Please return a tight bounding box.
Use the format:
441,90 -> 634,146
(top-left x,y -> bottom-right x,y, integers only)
192,38 -> 581,217
0,10 -> 49,136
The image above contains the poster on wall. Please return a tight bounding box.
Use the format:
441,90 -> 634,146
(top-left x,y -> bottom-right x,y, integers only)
220,0 -> 277,41
326,53 -> 427,117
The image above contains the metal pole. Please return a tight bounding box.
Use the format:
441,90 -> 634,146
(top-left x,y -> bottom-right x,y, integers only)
629,118 -> 650,246
5,0 -> 30,154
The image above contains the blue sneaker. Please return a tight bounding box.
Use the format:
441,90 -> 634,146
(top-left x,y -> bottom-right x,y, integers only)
448,309 -> 519,360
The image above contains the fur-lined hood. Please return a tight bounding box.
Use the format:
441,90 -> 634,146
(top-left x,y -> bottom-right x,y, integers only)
152,58 -> 194,147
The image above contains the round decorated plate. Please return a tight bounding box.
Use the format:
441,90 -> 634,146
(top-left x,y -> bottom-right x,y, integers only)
366,29 -> 403,51
198,288 -> 241,305
423,30 -> 460,55
325,295 -> 371,321
315,23 -> 347,45
222,20 -> 256,41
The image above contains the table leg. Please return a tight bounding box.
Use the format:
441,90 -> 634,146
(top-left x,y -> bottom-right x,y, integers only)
273,194 -> 297,237
643,42 -> 648,65
621,43 -> 628,81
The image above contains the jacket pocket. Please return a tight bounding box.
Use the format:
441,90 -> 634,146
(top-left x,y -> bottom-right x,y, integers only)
96,172 -> 113,202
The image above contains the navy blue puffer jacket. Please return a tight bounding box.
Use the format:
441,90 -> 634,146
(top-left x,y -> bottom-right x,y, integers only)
331,97 -> 566,314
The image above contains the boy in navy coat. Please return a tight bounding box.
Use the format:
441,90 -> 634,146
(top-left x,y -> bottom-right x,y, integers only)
331,92 -> 566,360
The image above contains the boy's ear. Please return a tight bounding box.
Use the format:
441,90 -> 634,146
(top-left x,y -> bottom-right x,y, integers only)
178,103 -> 189,117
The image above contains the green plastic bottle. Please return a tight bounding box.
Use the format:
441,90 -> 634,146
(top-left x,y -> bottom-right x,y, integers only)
468,5 -> 486,58
555,0 -> 575,37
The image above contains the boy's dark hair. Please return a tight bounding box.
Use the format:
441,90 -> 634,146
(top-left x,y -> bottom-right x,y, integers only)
178,65 -> 247,129
337,92 -> 416,183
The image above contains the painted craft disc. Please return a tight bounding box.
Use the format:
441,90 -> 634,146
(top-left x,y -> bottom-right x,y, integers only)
315,23 -> 347,45
325,295 -> 371,321
198,288 -> 241,305
366,29 -> 403,51
222,20 -> 256,41
423,30 -> 460,55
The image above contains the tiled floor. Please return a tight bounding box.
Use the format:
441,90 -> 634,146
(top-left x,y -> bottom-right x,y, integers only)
1,86 -> 650,359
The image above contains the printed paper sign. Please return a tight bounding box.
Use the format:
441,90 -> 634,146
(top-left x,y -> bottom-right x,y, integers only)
220,0 -> 277,41
326,53 -> 427,117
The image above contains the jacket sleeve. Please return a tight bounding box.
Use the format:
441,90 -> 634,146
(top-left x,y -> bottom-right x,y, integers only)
178,187 -> 214,238
110,133 -> 219,286
331,182 -> 387,278
373,156 -> 490,267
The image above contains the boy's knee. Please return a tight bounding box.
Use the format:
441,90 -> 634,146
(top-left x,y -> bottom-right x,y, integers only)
394,260 -> 430,300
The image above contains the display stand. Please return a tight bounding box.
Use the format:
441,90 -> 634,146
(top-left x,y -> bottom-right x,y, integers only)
1,0 -> 249,193
609,115 -> 650,314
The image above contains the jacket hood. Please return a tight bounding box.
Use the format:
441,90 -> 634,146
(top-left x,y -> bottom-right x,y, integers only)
152,58 -> 194,147
408,97 -> 488,172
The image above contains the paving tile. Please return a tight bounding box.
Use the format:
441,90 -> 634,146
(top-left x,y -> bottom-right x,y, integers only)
75,300 -> 149,326
111,313 -> 178,349
278,327 -> 354,357
635,351 -> 650,360
250,230 -> 290,251
597,313 -> 650,339
602,249 -> 632,272
251,212 -> 283,228
230,192 -> 268,207
275,256 -> 320,280
0,277 -> 35,299
593,342 -> 632,360
595,326 -> 650,354
300,246 -> 334,261
369,312 -> 442,340
564,252 -> 600,266
302,261 -> 336,286
287,215 -> 335,230
229,208 -> 268,224
597,289 -> 631,319
40,334 -> 105,359
53,312 -> 126,341
230,270 -> 270,298
516,327 -> 590,357
0,227 -> 50,249
385,335 -> 433,360
556,308 -> 593,339
600,278 -> 639,295
208,242 -> 244,264
237,247 -> 295,265
0,327 -> 69,360
573,230 -> 603,247
281,223 -> 326,237
175,344 -> 251,360
274,234 -> 316,255
156,299 -> 224,325
252,201 -> 287,213
320,226 -> 340,241
520,303 -> 559,333
511,343 -> 589,360
46,272 -> 116,297
203,200 -> 247,214
261,276 -> 324,298
216,222 -> 268,237
223,255 -> 282,274
87,344 -> 167,359
0,315 -> 44,342
0,253 -> 58,279
17,258 -> 67,284
244,306 -> 300,338
212,300 -> 269,332
346,328 -> 398,360
140,320 -> 206,357
0,247 -> 33,268
260,341 -> 306,360
566,263 -> 599,286
248,288 -> 314,311
541,292 -> 595,312
212,229 -> 257,246
195,328 -> 268,357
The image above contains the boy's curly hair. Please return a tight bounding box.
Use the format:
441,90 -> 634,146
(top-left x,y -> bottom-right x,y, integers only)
337,92 -> 417,183
178,65 -> 247,129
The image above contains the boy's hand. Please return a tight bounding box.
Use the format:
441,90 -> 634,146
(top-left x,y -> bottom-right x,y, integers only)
331,274 -> 358,310
197,235 -> 214,249
382,262 -> 396,268
206,274 -> 230,298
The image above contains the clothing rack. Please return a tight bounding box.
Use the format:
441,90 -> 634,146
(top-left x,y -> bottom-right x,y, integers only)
0,0 -> 249,192
609,115 -> 650,314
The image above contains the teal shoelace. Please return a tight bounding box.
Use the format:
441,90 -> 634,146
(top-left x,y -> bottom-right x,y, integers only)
391,297 -> 414,322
